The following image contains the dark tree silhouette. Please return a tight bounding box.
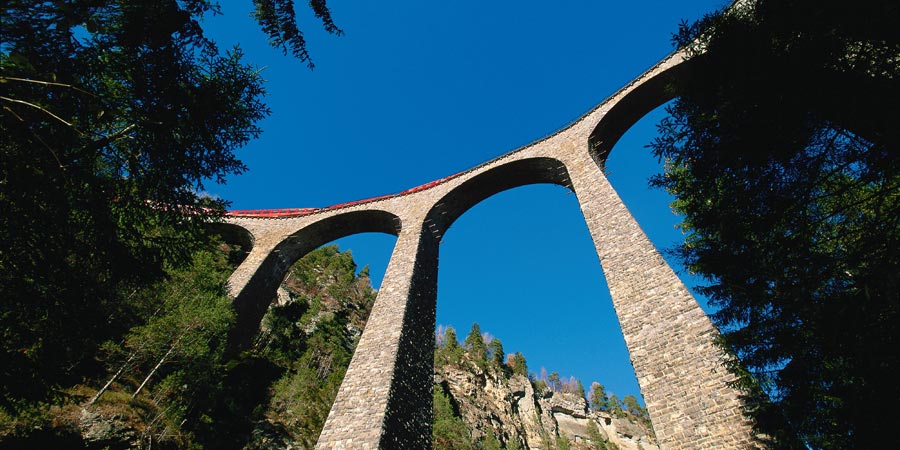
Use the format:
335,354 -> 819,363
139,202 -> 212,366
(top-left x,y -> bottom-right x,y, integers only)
1,0 -> 341,408
652,1 -> 899,448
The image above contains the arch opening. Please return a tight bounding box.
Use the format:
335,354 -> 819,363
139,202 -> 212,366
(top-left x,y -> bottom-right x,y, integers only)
587,56 -> 690,169
433,184 -> 650,448
206,222 -> 254,266
425,156 -> 573,239
217,229 -> 397,448
229,209 -> 401,351
603,101 -> 714,314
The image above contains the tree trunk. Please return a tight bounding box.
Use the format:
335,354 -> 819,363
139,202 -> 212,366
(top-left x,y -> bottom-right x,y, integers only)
132,339 -> 179,399
88,352 -> 136,406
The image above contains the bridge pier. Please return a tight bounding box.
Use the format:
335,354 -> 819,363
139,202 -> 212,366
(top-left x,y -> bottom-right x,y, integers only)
226,238 -> 290,353
315,217 -> 439,449
565,151 -> 755,449
221,36 -> 756,447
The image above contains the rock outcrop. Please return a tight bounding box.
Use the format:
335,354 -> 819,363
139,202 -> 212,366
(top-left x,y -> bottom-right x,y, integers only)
435,358 -> 658,450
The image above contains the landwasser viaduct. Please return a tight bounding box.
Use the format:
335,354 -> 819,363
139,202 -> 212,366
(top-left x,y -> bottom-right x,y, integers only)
218,44 -> 756,449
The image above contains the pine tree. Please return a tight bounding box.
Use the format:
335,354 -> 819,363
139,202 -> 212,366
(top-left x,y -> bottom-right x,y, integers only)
436,326 -> 463,365
488,338 -> 505,366
589,382 -> 609,411
0,0 -> 341,407
548,372 -> 562,392
464,323 -> 488,364
445,326 -> 460,350
507,352 -> 528,377
433,386 -> 473,450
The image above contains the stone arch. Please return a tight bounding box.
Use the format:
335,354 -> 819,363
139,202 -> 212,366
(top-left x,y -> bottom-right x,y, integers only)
206,222 -> 254,266
229,209 -> 401,351
425,156 -> 572,239
587,55 -> 691,168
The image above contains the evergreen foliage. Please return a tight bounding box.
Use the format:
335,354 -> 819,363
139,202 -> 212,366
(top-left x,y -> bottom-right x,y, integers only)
488,338 -> 506,368
622,395 -> 651,429
506,438 -> 523,450
247,245 -> 376,449
652,1 -> 899,447
435,325 -> 653,450
252,0 -> 343,68
445,327 -> 461,350
433,385 -> 473,450
481,432 -> 502,450
586,420 -> 608,450
1,0 -> 340,411
607,395 -> 624,418
464,323 -> 488,365
0,243 -> 375,448
507,352 -> 528,377
121,250 -> 235,401
77,240 -> 235,447
435,326 -> 464,366
589,382 -> 609,411
573,379 -> 586,398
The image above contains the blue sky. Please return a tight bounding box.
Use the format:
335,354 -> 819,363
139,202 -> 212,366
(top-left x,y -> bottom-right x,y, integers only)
203,0 -> 726,403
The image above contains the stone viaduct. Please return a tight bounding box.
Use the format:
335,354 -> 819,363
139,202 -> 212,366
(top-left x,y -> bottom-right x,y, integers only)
219,46 -> 756,449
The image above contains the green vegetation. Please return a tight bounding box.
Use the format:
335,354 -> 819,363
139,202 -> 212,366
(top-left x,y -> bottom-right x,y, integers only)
507,352 -> 528,377
464,323 -> 489,368
585,421 -> 609,450
1,237 -> 238,447
488,338 -> 506,369
482,433 -> 503,450
621,395 -> 650,430
0,244 -> 375,449
247,245 -> 376,449
0,1 -> 347,445
588,382 -> 609,411
653,1 -> 899,447
1,0 -> 339,417
434,385 -> 473,450
435,325 -> 465,366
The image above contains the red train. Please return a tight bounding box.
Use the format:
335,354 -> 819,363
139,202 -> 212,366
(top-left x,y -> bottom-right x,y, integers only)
225,207 -> 320,218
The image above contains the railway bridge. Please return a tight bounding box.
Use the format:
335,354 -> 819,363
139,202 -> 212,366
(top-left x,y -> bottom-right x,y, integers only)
220,47 -> 755,449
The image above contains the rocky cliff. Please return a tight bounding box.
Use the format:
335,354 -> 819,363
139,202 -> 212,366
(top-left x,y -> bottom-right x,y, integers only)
434,351 -> 658,450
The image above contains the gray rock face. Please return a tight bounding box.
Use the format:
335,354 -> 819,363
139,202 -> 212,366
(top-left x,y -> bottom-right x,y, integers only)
437,359 -> 660,450
79,408 -> 140,448
541,391 -> 589,418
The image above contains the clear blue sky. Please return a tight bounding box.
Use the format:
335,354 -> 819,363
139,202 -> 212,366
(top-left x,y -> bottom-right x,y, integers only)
203,0 -> 726,404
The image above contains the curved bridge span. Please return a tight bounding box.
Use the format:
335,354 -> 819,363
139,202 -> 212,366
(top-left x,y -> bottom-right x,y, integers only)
222,48 -> 755,449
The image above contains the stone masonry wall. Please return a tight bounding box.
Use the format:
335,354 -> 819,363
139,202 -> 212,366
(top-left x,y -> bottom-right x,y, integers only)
222,46 -> 755,449
563,151 -> 755,449
314,217 -> 439,449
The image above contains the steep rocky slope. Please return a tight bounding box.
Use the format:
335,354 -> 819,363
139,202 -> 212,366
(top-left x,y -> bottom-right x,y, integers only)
435,349 -> 658,450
